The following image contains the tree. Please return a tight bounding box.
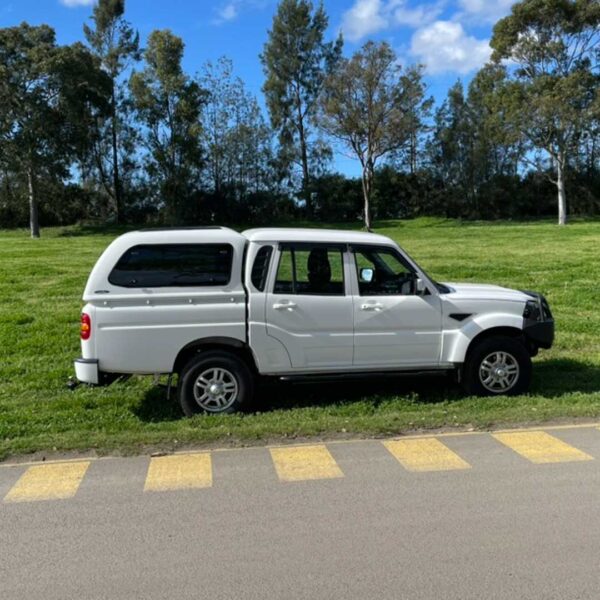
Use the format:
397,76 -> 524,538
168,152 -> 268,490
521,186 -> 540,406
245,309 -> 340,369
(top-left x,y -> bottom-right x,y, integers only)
199,57 -> 273,199
0,24 -> 109,237
395,69 -> 433,175
427,68 -> 524,217
490,0 -> 600,225
261,0 -> 342,216
84,0 -> 140,223
427,81 -> 475,213
466,64 -> 523,182
319,41 -> 424,230
129,29 -> 203,223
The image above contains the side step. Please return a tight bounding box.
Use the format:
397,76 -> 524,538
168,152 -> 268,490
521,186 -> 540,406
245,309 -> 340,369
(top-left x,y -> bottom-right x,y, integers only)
278,369 -> 453,384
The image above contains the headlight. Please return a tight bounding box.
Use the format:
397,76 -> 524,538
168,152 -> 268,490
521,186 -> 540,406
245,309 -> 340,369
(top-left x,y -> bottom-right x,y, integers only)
540,296 -> 553,320
523,299 -> 542,321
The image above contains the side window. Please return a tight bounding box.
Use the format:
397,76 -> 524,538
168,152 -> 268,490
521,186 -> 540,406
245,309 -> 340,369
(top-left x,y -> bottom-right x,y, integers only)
108,244 -> 233,288
250,245 -> 273,291
274,245 -> 345,296
354,246 -> 416,296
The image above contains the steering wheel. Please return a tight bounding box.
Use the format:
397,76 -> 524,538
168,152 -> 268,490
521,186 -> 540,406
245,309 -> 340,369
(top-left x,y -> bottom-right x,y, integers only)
379,272 -> 414,294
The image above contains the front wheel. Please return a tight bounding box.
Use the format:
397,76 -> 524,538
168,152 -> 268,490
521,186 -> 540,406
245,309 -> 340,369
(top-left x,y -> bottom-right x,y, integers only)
178,351 -> 254,416
462,336 -> 532,397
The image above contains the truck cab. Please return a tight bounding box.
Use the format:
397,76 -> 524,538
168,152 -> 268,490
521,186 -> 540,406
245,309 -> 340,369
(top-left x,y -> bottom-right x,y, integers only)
75,227 -> 554,414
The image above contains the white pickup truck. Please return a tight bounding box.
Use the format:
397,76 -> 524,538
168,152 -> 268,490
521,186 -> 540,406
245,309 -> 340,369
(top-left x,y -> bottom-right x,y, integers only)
74,227 -> 554,414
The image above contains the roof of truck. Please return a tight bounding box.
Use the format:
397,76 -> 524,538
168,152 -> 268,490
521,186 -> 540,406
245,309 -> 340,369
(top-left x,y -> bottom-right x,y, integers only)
121,226 -> 245,245
115,226 -> 394,247
242,228 -> 394,245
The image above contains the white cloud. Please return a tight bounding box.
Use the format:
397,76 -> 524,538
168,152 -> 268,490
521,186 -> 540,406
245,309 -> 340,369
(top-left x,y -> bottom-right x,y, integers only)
457,0 -> 515,23
59,0 -> 94,7
341,0 -> 387,42
341,0 -> 444,42
390,0 -> 444,28
212,0 -> 269,25
218,3 -> 238,21
410,20 -> 491,74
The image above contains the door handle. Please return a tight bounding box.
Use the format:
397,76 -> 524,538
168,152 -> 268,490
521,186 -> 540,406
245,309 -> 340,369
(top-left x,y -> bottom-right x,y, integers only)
361,302 -> 384,311
273,301 -> 297,311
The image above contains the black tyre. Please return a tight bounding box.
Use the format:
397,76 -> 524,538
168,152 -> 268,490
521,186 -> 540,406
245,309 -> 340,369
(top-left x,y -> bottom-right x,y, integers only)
178,351 -> 254,416
462,336 -> 532,397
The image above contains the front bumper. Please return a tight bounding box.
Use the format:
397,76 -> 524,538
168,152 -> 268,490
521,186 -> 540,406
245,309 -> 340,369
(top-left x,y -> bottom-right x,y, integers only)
524,320 -> 554,349
74,358 -> 99,385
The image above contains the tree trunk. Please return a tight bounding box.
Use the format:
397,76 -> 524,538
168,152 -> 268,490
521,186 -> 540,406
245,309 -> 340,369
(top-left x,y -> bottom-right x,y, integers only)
299,129 -> 311,216
361,162 -> 373,231
110,82 -> 122,224
27,166 -> 40,239
409,130 -> 417,175
295,90 -> 311,217
556,154 -> 567,226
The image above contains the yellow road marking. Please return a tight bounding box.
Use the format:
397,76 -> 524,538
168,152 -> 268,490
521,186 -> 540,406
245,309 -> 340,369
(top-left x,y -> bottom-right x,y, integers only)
3,423 -> 600,469
383,438 -> 471,472
493,431 -> 593,464
270,445 -> 343,482
144,453 -> 212,492
4,462 -> 90,502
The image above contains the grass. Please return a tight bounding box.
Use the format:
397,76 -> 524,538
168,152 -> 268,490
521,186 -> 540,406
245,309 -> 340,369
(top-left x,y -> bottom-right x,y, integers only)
0,217 -> 599,461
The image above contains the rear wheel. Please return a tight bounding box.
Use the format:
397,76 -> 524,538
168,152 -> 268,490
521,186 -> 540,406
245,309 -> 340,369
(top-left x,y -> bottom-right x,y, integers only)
178,351 -> 254,416
462,336 -> 531,397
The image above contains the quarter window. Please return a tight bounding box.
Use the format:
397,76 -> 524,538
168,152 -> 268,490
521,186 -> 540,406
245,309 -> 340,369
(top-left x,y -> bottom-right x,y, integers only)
274,245 -> 345,296
108,244 -> 233,288
250,246 -> 273,291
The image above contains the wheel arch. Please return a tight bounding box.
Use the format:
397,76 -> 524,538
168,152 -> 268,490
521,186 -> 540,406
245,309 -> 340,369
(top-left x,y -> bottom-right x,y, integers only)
463,326 -> 525,364
445,313 -> 526,365
459,327 -> 533,396
172,337 -> 258,375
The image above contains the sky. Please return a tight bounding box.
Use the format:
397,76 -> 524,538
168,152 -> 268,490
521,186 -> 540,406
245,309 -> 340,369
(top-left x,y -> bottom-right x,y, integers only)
0,0 -> 517,175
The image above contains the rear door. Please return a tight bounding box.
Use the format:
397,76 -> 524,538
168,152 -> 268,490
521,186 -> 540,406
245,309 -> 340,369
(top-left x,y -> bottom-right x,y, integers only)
265,243 -> 354,369
351,244 -> 442,367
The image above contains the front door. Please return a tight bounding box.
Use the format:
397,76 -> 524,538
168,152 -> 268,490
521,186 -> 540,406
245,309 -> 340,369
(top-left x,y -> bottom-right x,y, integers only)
265,243 -> 354,369
351,245 -> 442,368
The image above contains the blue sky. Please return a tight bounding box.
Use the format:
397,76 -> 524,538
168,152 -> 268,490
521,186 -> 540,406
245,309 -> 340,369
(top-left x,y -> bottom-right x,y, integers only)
0,0 -> 516,175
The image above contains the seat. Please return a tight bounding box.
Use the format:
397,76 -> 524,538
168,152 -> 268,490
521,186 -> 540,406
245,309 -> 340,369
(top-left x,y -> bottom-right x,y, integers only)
307,248 -> 332,293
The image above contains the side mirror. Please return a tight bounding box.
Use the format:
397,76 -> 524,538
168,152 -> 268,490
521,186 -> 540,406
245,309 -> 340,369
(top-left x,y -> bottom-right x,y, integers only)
415,277 -> 426,294
360,268 -> 374,283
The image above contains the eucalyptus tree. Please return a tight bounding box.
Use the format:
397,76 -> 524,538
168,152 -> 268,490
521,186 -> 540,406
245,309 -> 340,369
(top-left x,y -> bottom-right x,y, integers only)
397,68 -> 433,175
84,0 -> 140,222
428,67 -> 525,216
0,24 -> 109,237
129,29 -> 204,223
466,64 -> 524,181
428,81 -> 475,210
490,0 -> 600,225
261,0 -> 342,215
319,41 -> 424,230
199,57 -> 273,198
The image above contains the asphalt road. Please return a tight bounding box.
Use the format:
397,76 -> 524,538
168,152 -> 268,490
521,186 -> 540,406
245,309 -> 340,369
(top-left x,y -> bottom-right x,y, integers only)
2,424 -> 600,600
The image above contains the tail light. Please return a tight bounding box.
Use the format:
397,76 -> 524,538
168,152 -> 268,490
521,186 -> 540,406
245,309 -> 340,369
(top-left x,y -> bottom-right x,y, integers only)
80,313 -> 91,340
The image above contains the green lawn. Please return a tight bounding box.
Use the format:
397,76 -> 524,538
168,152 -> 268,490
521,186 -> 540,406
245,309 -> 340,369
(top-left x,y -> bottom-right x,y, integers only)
1,218 -> 599,461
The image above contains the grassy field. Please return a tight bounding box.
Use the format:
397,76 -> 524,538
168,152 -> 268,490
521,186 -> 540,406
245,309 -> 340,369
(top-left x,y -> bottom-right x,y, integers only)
1,218 -> 599,461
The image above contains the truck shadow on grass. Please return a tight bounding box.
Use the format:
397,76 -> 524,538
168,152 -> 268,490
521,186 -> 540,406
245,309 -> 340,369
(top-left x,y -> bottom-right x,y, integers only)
135,374 -> 456,422
530,359 -> 600,397
135,358 -> 600,423
254,374 -> 457,412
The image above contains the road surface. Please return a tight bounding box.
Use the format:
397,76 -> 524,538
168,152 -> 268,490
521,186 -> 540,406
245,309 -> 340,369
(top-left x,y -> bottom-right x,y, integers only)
2,423 -> 600,599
